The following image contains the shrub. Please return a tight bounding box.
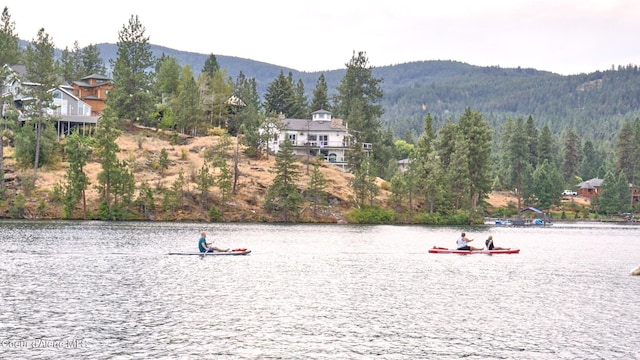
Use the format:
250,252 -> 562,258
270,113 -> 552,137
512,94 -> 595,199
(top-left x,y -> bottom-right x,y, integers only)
345,206 -> 395,224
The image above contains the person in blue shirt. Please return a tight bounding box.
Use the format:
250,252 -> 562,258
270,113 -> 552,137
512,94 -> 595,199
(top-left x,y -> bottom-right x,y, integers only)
198,232 -> 229,253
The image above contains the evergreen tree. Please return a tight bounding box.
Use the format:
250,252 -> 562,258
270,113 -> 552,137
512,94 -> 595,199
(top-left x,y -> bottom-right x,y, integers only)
155,56 -> 181,104
615,119 -> 639,193
332,51 -> 386,182
310,74 -> 329,111
525,115 -> 539,168
59,42 -> 84,84
458,108 -> 492,208
504,117 -> 528,210
233,72 -> 263,157
306,160 -> 327,218
94,107 -> 122,215
333,51 -> 383,163
290,78 -> 309,119
411,113 -> 443,214
264,70 -> 296,117
158,148 -> 169,177
108,15 -> 155,129
599,170 -> 629,215
537,124 -> 556,166
135,181 -> 155,219
62,131 -> 91,219
209,68 -> 234,129
0,6 -> 21,66
81,43 -> 106,75
531,159 -> 564,210
202,54 -> 219,78
215,155 -> 232,218
389,170 -> 406,211
561,128 -> 580,184
23,28 -> 60,180
447,131 -> 471,210
579,139 -> 599,181
173,65 -> 201,134
195,160 -> 214,209
0,8 -> 20,191
264,139 -> 302,222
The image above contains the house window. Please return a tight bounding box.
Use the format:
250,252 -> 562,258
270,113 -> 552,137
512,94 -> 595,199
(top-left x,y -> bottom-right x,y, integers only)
288,134 -> 297,144
319,135 -> 328,147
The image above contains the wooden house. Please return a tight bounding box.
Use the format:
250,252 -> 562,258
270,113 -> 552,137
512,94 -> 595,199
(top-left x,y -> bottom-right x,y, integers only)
71,74 -> 112,116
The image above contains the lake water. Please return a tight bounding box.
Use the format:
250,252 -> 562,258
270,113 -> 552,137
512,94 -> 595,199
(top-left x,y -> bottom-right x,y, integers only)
0,220 -> 639,359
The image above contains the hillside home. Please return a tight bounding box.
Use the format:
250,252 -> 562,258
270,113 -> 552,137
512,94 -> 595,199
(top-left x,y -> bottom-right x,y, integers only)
71,74 -> 112,116
577,178 -> 603,198
3,66 -> 98,137
267,109 -> 355,171
51,84 -> 97,136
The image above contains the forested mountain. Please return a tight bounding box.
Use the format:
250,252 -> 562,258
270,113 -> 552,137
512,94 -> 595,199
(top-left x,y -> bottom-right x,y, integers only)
87,43 -> 640,142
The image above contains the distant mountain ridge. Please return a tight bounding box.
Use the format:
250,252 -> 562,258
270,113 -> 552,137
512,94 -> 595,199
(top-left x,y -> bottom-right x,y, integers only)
47,41 -> 640,140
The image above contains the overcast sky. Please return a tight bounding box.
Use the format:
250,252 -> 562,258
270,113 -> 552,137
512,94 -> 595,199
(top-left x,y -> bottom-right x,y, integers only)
3,0 -> 638,75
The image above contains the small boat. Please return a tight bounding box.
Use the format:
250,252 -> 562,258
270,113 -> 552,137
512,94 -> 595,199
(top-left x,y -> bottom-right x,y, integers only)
631,265 -> 640,276
428,246 -> 520,255
168,248 -> 251,256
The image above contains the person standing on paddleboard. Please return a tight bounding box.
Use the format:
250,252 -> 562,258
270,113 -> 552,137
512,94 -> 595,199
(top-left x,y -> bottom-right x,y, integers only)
198,232 -> 229,253
456,232 -> 483,251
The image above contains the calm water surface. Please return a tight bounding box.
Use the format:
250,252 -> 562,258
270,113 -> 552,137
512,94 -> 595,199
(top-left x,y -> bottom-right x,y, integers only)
0,220 -> 639,359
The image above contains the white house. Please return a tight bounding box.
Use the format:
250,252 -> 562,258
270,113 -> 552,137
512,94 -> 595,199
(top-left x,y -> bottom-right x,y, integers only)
3,65 -> 98,137
268,109 -> 353,171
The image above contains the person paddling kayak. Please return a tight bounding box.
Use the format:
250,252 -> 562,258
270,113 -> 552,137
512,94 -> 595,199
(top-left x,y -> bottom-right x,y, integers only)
198,231 -> 229,253
456,232 -> 483,251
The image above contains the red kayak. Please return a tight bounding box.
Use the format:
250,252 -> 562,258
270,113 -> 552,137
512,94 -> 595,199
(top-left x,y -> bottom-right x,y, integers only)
428,246 -> 520,255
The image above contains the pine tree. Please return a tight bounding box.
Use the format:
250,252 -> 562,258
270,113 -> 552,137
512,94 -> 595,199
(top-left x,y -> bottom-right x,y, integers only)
108,15 -> 155,129
23,28 -> 59,180
537,124 -> 556,167
504,117 -> 529,210
202,54 -> 219,78
264,70 -> 296,117
311,74 -> 329,111
215,155 -> 232,219
81,43 -> 106,75
195,161 -> 214,209
561,128 -> 580,184
0,6 -> 21,66
0,8 -> 20,192
525,115 -> 539,168
532,159 -> 564,210
306,160 -> 327,217
264,139 -> 302,222
173,65 -> 201,134
95,107 -> 122,214
333,51 -> 383,144
62,132 -> 91,219
458,108 -> 492,208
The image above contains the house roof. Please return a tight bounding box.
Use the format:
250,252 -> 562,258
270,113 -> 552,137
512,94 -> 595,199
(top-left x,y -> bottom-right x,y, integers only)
520,206 -> 543,214
282,118 -> 348,132
578,178 -> 603,189
80,74 -> 111,81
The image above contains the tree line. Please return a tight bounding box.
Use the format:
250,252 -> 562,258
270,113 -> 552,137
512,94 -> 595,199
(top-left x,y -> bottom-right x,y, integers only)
1,7 -> 639,222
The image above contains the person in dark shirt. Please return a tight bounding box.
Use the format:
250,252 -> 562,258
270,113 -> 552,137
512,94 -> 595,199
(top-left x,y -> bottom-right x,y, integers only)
485,235 -> 509,250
